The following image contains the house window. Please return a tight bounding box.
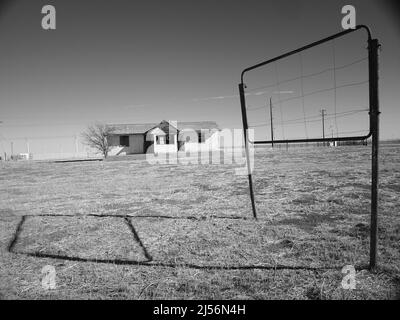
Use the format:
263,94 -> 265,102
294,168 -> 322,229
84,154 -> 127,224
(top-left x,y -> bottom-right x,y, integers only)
120,135 -> 129,147
166,134 -> 176,144
156,136 -> 165,145
198,132 -> 206,143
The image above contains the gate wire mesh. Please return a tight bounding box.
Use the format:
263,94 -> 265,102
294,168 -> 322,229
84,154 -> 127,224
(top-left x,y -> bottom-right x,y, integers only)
240,26 -> 372,144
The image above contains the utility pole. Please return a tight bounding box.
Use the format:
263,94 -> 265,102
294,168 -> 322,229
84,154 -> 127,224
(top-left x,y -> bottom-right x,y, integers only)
25,138 -> 30,155
269,97 -> 274,148
320,109 -> 326,146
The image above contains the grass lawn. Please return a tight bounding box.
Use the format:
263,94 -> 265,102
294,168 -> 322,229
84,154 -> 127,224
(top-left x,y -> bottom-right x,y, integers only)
0,145 -> 399,299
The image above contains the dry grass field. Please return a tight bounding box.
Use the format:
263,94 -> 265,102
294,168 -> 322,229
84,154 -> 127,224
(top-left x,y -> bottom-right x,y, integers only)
0,145 -> 399,300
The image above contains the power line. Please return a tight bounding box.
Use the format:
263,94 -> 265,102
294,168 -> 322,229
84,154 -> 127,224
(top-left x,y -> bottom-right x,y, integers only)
282,109 -> 368,124
273,80 -> 369,106
277,110 -> 368,126
247,105 -> 267,111
244,56 -> 368,93
246,76 -> 369,111
248,108 -> 368,128
249,122 -> 270,128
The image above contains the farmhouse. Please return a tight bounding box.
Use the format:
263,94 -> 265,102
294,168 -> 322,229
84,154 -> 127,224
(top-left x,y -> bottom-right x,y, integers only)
107,120 -> 220,155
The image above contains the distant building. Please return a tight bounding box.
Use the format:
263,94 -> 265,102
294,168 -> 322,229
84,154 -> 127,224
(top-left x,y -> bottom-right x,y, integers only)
107,120 -> 220,155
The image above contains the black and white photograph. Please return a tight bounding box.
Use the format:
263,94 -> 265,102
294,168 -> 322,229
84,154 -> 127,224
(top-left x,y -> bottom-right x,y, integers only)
0,0 -> 399,304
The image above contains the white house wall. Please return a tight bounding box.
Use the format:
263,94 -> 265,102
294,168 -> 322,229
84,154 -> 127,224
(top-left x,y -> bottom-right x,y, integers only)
154,134 -> 177,153
108,130 -> 220,155
184,131 -> 220,152
108,134 -> 144,154
128,135 -> 144,154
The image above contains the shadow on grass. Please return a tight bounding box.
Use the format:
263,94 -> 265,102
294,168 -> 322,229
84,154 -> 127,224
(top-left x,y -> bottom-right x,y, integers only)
12,250 -> 350,271
24,213 -> 251,220
7,215 -> 365,272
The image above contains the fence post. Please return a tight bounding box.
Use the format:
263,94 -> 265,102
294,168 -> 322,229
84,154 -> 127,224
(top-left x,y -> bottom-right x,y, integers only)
239,83 -> 257,219
368,38 -> 380,270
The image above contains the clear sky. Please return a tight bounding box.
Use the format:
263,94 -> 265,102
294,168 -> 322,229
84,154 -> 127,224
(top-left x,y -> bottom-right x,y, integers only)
0,0 -> 399,154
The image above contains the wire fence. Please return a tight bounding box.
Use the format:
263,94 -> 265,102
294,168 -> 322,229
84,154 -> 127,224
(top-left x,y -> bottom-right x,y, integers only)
0,135 -> 99,161
243,28 -> 370,142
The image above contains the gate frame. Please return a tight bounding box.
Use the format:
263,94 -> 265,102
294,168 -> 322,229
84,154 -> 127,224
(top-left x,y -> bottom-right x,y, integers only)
238,25 -> 380,270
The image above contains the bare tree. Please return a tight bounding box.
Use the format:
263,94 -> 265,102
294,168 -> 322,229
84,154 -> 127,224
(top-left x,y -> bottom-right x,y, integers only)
81,122 -> 115,158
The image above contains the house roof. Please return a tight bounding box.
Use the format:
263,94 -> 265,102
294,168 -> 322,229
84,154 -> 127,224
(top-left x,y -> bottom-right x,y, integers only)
108,123 -> 159,135
174,121 -> 219,131
147,127 -> 166,135
108,121 -> 219,135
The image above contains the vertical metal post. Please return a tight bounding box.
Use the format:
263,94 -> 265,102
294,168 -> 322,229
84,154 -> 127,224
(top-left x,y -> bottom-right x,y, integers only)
269,98 -> 274,148
239,83 -> 257,219
368,38 -> 380,270
320,109 -> 326,146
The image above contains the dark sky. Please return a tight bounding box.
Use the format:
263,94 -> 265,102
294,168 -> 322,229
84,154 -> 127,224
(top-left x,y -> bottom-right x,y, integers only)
0,0 -> 399,154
